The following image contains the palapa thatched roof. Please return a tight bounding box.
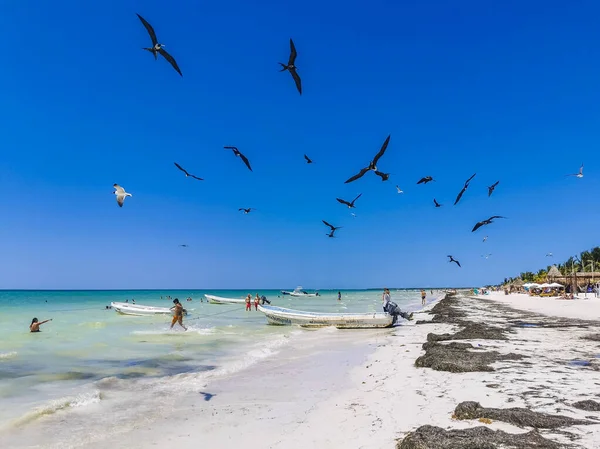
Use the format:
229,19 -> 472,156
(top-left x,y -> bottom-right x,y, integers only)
547,265 -> 561,278
512,278 -> 525,287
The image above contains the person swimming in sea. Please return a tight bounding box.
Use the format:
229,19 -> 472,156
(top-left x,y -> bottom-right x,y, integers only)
30,317 -> 52,332
169,299 -> 187,331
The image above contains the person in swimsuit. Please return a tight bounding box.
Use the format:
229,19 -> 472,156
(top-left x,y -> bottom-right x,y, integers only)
254,294 -> 260,311
30,317 -> 52,332
170,299 -> 187,330
338,291 -> 341,301
245,294 -> 252,311
421,289 -> 427,306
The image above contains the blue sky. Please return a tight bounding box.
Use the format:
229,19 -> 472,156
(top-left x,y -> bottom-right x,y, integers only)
0,0 -> 599,289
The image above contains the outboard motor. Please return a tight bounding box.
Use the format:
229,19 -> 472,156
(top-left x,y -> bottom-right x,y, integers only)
261,295 -> 271,305
384,301 -> 412,325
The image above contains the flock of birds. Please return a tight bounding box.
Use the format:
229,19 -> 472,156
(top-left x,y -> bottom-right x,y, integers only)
110,13 -> 587,269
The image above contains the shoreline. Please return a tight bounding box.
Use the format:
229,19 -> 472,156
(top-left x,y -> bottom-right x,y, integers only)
4,292 -> 600,448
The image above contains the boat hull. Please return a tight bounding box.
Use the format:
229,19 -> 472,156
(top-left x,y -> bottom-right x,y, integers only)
110,302 -> 181,316
257,305 -> 393,329
289,292 -> 317,297
205,294 -> 247,305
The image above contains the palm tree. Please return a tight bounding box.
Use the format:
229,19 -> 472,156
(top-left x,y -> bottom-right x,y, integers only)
501,246 -> 600,285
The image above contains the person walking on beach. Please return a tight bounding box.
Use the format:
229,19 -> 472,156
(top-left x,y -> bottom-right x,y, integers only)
338,291 -> 341,301
30,317 -> 52,332
245,294 -> 252,311
421,289 -> 427,306
254,294 -> 260,311
170,299 -> 187,331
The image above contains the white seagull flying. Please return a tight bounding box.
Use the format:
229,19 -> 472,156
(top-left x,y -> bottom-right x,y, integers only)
566,164 -> 584,178
396,185 -> 403,194
113,184 -> 132,208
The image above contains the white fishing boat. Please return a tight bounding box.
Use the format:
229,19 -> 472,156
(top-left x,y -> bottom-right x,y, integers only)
282,286 -> 319,297
205,294 -> 247,305
257,304 -> 394,329
111,302 -> 186,316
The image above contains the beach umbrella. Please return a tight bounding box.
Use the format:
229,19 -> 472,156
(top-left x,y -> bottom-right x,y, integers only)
539,283 -> 551,288
549,282 -> 563,287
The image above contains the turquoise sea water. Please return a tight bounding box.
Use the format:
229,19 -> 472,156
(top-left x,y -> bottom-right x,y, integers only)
0,288 -> 433,446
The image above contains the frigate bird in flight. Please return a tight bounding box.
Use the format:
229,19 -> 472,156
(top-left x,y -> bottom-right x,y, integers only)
483,236 -> 488,243
113,184 -> 132,208
566,164 -> 584,178
174,163 -> 203,181
417,176 -> 435,184
336,193 -> 362,209
487,181 -> 500,197
447,255 -> 461,267
433,198 -> 442,208
323,220 -> 342,237
279,38 -> 302,94
224,146 -> 253,172
344,135 -> 391,184
239,208 -> 255,214
481,254 -> 492,259
546,252 -> 553,257
304,154 -> 313,164
136,13 -> 182,76
472,216 -> 506,232
454,173 -> 476,205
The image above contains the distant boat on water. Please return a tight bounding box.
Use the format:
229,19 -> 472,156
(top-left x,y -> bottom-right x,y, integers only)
281,286 -> 319,297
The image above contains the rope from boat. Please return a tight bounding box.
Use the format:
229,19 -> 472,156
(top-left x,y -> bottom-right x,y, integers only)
185,306 -> 246,321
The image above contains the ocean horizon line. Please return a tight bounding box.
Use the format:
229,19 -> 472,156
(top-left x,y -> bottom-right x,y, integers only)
0,286 -> 472,292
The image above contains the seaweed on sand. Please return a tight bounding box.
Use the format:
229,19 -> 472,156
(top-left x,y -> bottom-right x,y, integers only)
397,425 -> 563,449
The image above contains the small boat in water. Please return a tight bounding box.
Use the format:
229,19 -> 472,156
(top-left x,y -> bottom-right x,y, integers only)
257,304 -> 394,328
111,302 -> 186,316
281,286 -> 319,297
205,294 -> 247,305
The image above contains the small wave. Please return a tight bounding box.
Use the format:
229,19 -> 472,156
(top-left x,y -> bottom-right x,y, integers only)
153,331 -> 299,392
131,327 -> 214,336
3,390 -> 102,430
0,351 -> 17,360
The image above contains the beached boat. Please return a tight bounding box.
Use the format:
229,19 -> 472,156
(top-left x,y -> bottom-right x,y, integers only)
257,304 -> 394,329
281,286 -> 319,297
205,294 -> 247,305
111,302 -> 186,316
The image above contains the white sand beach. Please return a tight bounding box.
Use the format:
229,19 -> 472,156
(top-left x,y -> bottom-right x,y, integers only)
5,293 -> 600,449
482,290 -> 600,320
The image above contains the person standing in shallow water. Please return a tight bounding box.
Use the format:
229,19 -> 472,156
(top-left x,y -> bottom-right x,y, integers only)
338,291 -> 341,301
170,299 -> 187,331
254,294 -> 260,311
245,294 -> 252,311
421,289 -> 427,306
30,317 -> 52,332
